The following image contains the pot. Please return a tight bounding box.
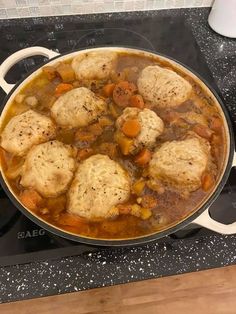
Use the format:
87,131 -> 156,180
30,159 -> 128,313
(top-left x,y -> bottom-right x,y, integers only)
0,46 -> 236,246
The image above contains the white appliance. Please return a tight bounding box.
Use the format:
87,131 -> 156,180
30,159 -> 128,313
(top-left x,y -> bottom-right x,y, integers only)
208,0 -> 236,38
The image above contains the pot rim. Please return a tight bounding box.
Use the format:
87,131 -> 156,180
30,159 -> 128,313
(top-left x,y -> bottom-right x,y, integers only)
0,46 -> 234,246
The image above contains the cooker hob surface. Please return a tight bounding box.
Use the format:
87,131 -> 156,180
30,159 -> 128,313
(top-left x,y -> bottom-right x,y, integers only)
0,13 -> 236,266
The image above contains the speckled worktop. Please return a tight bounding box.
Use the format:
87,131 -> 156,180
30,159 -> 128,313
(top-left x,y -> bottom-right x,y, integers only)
0,7 -> 236,304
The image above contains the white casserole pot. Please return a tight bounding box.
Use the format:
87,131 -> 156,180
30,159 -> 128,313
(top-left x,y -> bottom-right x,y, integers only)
0,46 -> 236,246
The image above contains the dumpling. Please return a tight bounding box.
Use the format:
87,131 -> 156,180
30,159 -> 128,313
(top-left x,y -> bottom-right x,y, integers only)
20,140 -> 76,198
116,107 -> 164,153
72,51 -> 117,80
0,110 -> 56,156
51,87 -> 107,128
149,137 -> 210,192
137,65 -> 192,108
68,154 -> 130,220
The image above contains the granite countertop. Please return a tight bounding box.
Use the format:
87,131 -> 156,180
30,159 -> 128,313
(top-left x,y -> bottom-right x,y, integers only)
1,7 -> 236,304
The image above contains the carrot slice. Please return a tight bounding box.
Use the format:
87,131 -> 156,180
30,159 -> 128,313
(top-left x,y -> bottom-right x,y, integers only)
134,148 -> 152,166
113,81 -> 137,107
201,173 -> 215,192
55,83 -> 73,96
121,119 -> 141,138
103,83 -> 115,97
19,189 -> 43,211
130,94 -> 145,109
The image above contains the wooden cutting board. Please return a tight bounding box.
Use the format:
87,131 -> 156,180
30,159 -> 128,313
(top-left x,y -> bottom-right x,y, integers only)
1,264 -> 236,314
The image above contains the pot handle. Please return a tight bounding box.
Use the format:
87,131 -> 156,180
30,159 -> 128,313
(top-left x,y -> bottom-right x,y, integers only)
193,152 -> 236,234
193,209 -> 236,234
0,46 -> 60,94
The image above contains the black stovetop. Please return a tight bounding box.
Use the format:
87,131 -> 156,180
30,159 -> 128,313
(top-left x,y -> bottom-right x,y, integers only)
1,14 -> 236,267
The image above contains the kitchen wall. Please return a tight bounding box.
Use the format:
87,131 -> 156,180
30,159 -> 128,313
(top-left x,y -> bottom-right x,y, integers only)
0,0 -> 213,19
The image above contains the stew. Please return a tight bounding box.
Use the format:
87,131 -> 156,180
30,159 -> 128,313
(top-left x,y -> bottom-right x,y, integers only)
0,50 -> 227,239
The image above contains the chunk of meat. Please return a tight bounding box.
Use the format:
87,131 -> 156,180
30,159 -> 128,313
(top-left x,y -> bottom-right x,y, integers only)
113,81 -> 137,107
77,148 -> 94,161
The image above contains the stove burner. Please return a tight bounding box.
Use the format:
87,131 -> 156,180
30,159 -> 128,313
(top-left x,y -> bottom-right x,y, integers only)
209,168 -> 236,224
33,28 -> 156,52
